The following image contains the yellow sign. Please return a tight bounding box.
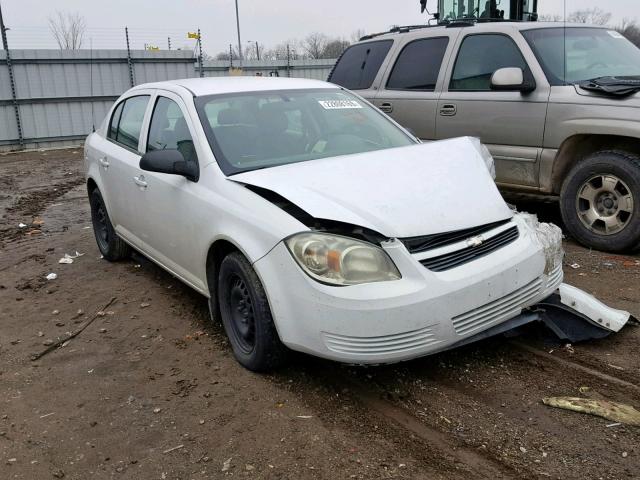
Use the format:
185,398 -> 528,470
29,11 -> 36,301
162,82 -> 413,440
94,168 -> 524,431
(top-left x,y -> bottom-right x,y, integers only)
187,32 -> 200,39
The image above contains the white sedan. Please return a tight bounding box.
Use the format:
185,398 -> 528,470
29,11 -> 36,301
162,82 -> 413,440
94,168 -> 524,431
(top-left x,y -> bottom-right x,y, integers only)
84,77 -> 632,371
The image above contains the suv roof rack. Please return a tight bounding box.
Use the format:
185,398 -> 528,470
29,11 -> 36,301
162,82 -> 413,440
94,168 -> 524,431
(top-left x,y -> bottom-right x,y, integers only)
359,23 -> 441,41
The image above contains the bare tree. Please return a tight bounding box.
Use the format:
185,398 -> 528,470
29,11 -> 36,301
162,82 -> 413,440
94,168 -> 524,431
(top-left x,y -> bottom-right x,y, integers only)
323,39 -> 350,59
302,33 -> 328,59
350,29 -> 367,43
48,11 -> 86,50
617,19 -> 640,48
538,13 -> 563,22
567,7 -> 612,26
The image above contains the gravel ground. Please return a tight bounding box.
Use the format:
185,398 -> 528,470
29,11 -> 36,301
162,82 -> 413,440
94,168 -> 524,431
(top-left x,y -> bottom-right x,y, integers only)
0,148 -> 638,480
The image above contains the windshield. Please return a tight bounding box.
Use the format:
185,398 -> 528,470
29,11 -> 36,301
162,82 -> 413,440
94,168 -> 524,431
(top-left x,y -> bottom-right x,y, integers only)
195,89 -> 416,175
522,27 -> 640,86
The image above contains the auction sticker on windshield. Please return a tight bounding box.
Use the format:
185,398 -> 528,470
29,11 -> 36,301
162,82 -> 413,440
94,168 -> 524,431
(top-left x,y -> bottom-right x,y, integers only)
318,99 -> 362,110
607,30 -> 624,39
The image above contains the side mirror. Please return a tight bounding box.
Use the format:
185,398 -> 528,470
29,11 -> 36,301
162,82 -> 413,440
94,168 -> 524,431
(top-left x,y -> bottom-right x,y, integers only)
490,67 -> 536,93
139,149 -> 199,182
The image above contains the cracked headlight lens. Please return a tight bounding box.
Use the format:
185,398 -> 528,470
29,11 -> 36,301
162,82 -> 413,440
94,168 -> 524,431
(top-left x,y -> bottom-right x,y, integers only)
285,233 -> 401,286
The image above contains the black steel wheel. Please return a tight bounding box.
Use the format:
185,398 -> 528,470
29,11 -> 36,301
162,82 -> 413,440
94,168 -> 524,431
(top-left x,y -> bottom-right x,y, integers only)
89,189 -> 131,261
217,252 -> 288,371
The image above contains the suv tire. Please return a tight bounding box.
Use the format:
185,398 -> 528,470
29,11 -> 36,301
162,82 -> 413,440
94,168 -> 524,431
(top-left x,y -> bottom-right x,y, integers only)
89,189 -> 132,261
560,150 -> 640,253
217,252 -> 288,372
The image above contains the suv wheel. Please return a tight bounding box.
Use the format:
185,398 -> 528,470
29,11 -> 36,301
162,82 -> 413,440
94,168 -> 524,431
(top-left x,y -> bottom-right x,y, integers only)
89,189 -> 132,261
217,252 -> 288,372
560,150 -> 640,252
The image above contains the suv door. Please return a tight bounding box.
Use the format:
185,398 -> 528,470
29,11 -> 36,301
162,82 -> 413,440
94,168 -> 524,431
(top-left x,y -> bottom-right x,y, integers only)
328,39 -> 394,103
372,34 -> 457,140
98,94 -> 151,245
437,32 -> 550,188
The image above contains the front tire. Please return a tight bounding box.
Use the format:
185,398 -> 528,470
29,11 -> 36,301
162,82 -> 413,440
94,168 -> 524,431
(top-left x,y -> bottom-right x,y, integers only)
560,150 -> 640,253
217,252 -> 288,372
89,189 -> 131,261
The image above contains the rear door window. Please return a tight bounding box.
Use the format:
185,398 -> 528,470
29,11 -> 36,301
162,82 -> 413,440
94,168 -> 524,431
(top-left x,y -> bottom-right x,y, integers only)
109,96 -> 150,151
328,40 -> 393,90
386,37 -> 449,91
450,34 -> 528,91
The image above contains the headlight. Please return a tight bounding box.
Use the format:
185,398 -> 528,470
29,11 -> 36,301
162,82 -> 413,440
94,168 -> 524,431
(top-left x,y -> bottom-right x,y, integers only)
285,233 -> 401,286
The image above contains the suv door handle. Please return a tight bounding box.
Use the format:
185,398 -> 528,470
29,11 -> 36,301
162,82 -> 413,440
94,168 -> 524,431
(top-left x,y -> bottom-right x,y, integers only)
379,102 -> 393,113
99,157 -> 110,168
440,104 -> 457,116
133,175 -> 148,189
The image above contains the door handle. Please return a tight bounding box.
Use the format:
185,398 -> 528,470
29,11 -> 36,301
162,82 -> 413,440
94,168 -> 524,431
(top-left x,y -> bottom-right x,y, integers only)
133,175 -> 148,189
440,104 -> 457,116
379,102 -> 393,113
99,157 -> 110,168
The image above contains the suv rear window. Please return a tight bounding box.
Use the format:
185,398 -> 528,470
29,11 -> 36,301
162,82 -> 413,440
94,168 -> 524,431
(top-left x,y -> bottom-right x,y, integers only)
386,37 -> 449,91
329,40 -> 393,90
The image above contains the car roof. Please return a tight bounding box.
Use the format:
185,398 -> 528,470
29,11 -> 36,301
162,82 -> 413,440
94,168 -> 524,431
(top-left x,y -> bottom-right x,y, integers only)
131,77 -> 337,97
361,21 -> 609,42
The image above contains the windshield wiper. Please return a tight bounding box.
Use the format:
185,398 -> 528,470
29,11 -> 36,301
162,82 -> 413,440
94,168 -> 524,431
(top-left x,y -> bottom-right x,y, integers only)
579,76 -> 640,97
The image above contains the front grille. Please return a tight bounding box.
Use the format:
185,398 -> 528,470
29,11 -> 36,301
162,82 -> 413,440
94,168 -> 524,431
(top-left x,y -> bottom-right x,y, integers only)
323,326 -> 441,356
420,226 -> 519,272
401,219 -> 512,254
452,277 -> 543,335
547,263 -> 563,289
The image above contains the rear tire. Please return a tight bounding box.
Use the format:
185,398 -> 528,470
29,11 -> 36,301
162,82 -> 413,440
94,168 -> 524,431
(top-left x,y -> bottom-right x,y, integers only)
217,252 -> 288,372
89,189 -> 131,261
560,150 -> 640,253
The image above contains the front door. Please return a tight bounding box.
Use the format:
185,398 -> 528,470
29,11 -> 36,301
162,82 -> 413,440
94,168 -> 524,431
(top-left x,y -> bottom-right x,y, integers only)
436,33 -> 549,188
133,92 -> 206,291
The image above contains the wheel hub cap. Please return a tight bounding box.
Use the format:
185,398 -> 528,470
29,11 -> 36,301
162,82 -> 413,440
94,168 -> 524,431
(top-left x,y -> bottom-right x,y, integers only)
576,174 -> 634,235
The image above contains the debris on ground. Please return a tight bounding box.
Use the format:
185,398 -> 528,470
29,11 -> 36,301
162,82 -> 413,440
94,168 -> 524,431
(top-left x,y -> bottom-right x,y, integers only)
222,457 -> 232,472
45,273 -> 57,281
162,445 -> 184,454
542,397 -> 640,426
58,251 -> 85,264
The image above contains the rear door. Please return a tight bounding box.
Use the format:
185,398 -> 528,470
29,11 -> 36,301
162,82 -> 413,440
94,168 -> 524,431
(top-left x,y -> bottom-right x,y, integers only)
436,31 -> 550,188
372,32 -> 458,140
328,39 -> 394,103
98,94 -> 151,245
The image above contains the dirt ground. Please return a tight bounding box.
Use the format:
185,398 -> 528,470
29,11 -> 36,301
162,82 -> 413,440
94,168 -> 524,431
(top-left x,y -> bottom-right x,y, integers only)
0,148 -> 639,480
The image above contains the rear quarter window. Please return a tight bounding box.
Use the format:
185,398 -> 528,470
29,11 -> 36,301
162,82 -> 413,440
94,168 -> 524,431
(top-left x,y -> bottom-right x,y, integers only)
328,40 -> 393,90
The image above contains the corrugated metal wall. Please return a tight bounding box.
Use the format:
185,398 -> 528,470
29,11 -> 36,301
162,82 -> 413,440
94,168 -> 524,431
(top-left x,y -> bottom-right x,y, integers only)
0,50 -> 337,151
0,49 -> 197,150
200,59 -> 335,80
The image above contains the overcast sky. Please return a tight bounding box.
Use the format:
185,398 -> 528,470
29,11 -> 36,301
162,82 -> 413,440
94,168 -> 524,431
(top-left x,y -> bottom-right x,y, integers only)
1,0 -> 637,53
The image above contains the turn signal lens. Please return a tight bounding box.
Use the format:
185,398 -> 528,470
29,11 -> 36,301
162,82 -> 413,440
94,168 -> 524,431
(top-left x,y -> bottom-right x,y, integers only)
285,233 -> 401,286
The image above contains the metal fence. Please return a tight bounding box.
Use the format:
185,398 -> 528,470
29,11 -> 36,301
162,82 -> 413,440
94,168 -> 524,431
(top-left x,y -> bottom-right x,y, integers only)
0,49 -> 337,151
200,58 -> 335,80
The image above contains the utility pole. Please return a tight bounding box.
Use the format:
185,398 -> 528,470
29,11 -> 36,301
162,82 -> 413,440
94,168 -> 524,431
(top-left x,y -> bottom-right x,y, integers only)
125,27 -> 135,87
234,0 -> 243,63
0,0 -> 24,147
255,41 -> 260,61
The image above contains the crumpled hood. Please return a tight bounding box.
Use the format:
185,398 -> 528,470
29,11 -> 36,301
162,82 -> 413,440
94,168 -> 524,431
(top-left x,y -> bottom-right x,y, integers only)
230,137 -> 513,238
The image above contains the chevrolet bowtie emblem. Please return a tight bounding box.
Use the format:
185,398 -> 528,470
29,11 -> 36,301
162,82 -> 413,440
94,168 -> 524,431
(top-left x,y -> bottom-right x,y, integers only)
467,235 -> 485,247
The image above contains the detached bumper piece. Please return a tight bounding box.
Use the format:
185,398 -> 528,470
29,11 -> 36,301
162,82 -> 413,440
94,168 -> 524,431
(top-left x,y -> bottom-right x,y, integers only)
447,283 -> 635,350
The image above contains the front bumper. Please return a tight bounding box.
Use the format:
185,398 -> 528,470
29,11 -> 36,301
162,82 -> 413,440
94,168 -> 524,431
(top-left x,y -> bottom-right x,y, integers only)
254,218 -> 568,364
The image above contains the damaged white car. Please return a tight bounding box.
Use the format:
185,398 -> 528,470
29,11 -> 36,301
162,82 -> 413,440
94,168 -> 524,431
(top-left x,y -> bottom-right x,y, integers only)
84,77 -> 634,371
